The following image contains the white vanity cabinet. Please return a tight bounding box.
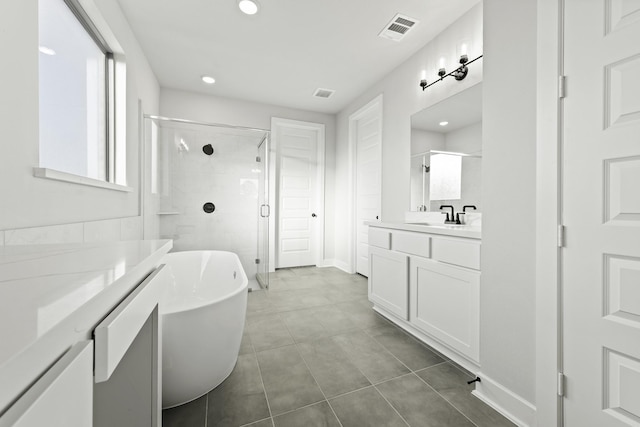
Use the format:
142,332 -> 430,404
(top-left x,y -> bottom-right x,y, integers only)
93,264 -> 169,427
369,246 -> 409,320
410,256 -> 480,362
0,342 -> 94,427
0,240 -> 172,427
368,224 -> 481,368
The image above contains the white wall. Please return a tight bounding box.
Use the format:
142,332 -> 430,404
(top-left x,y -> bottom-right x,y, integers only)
159,89 -> 337,260
411,129 -> 445,155
479,0 -> 537,420
0,0 -> 160,233
333,4 -> 483,266
445,121 -> 482,154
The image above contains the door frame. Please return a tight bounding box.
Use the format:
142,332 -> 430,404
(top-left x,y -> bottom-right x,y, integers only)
271,117 -> 326,270
348,94 -> 383,274
536,1 -> 563,426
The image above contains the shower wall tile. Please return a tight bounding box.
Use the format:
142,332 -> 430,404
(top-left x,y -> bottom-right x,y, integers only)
121,217 -> 143,240
4,223 -> 84,245
83,218 -> 122,242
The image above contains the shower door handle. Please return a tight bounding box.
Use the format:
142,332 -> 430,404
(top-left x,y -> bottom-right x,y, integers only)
260,204 -> 270,218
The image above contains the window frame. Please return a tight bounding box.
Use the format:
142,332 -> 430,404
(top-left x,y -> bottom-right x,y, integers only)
35,0 -> 128,191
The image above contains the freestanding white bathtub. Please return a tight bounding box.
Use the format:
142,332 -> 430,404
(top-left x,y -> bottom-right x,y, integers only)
160,251 -> 248,408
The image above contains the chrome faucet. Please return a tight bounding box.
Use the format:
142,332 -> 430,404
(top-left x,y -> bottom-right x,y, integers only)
439,205 -> 457,224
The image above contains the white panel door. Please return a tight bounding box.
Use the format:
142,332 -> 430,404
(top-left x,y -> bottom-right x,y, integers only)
563,1 -> 640,425
355,100 -> 382,276
277,124 -> 319,268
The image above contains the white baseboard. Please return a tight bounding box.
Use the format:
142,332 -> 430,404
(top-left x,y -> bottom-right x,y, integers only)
320,258 -> 352,274
472,373 -> 536,427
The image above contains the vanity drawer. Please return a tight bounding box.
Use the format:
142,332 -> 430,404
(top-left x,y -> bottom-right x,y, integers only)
369,228 -> 391,250
431,237 -> 480,270
392,230 -> 431,258
94,264 -> 168,383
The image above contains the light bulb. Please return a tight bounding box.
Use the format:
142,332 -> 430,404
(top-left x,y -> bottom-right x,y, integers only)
201,75 -> 216,84
460,43 -> 468,56
238,0 -> 259,15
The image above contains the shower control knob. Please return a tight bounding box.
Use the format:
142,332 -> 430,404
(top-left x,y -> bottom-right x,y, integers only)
203,202 -> 215,213
311,213 -> 317,217
202,144 -> 214,156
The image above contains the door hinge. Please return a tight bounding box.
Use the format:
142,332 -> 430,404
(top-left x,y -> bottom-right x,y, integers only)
557,224 -> 565,248
255,258 -> 260,264
558,75 -> 566,99
557,372 -> 565,397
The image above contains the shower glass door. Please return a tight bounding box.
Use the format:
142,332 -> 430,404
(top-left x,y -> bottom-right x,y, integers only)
256,134 -> 269,289
143,117 -> 270,290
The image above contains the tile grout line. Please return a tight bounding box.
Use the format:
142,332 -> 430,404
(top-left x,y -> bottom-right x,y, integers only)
204,393 -> 209,427
412,365 -> 481,427
372,383 -> 412,427
254,350 -> 275,425
280,317 -> 344,427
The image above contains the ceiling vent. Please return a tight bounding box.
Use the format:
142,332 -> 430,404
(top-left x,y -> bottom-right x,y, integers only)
313,88 -> 335,99
379,13 -> 419,41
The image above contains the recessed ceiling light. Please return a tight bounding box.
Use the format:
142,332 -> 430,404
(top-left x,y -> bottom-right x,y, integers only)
201,75 -> 216,84
439,121 -> 449,126
238,0 -> 259,15
39,46 -> 56,55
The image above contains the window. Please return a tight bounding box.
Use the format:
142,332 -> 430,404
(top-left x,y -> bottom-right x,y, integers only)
38,0 -> 124,187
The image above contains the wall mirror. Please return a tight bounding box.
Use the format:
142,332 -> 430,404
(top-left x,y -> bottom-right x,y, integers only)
410,82 -> 482,212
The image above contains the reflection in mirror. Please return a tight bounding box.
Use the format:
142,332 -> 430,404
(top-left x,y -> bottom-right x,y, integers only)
410,83 -> 482,212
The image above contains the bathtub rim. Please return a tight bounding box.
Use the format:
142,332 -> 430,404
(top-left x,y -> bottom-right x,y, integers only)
160,250 -> 248,315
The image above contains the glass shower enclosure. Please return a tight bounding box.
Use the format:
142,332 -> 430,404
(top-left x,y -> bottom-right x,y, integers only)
142,116 -> 270,289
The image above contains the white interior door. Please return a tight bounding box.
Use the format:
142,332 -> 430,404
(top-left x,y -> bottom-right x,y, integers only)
274,119 -> 324,268
563,2 -> 640,426
354,98 -> 382,276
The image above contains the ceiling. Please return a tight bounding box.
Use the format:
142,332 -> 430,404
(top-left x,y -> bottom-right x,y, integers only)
411,82 -> 482,133
116,0 -> 480,114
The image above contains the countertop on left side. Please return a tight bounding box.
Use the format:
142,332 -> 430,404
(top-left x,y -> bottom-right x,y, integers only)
0,239 -> 172,414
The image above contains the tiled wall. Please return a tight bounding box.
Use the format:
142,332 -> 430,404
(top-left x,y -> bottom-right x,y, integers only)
0,216 -> 143,246
150,120 -> 266,281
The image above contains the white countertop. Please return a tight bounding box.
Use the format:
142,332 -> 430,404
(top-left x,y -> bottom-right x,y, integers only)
0,239 -> 172,413
367,221 -> 481,239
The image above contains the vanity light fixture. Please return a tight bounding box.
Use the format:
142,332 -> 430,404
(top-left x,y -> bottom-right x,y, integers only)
238,0 -> 259,15
419,53 -> 483,91
201,75 -> 216,84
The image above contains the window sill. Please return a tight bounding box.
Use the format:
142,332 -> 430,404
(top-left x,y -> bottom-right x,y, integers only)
33,168 -> 133,193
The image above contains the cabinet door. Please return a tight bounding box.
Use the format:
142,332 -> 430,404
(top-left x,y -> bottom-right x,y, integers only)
0,341 -> 93,427
368,246 -> 409,320
410,257 -> 480,362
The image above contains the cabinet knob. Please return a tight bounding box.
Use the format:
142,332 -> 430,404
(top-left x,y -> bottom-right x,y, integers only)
311,213 -> 317,217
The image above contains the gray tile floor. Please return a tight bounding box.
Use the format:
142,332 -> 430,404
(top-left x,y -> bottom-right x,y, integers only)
163,267 -> 515,427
